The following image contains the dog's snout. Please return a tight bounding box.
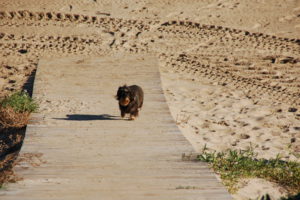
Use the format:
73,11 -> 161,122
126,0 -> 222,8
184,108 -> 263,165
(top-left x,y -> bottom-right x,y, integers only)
120,97 -> 130,106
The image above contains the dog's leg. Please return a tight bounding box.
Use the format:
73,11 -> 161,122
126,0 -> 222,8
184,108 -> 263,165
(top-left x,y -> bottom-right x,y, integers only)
129,110 -> 139,120
129,115 -> 136,120
135,110 -> 139,117
121,110 -> 125,118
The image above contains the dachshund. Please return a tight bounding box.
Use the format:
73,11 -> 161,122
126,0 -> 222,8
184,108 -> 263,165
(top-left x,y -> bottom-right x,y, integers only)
115,85 -> 144,120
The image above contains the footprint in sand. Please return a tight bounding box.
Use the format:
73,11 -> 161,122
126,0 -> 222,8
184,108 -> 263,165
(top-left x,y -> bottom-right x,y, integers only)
279,14 -> 297,23
239,134 -> 250,140
251,23 -> 261,29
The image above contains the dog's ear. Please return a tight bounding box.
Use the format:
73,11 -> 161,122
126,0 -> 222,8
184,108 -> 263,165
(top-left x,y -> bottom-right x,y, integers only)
115,87 -> 122,100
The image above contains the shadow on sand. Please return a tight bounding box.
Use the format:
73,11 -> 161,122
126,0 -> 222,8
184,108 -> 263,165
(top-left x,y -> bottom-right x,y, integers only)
54,114 -> 121,121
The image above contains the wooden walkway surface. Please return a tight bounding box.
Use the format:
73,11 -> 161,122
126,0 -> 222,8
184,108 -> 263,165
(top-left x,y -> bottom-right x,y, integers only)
0,54 -> 231,200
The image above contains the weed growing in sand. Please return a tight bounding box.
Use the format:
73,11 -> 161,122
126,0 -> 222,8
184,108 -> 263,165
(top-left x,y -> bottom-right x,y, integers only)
198,146 -> 300,194
0,91 -> 38,129
0,91 -> 38,113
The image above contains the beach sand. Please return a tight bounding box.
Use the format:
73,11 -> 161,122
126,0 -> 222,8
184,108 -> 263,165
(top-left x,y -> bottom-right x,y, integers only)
0,0 -> 299,199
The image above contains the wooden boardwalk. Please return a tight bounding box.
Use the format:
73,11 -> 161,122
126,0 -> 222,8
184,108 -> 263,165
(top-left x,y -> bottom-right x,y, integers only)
0,54 -> 231,200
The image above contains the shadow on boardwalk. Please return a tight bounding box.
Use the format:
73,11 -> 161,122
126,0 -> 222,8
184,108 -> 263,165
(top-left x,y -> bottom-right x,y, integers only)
55,114 -> 121,121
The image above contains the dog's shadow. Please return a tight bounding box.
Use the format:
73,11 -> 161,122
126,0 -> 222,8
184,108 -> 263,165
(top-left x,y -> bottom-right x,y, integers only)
55,114 -> 121,121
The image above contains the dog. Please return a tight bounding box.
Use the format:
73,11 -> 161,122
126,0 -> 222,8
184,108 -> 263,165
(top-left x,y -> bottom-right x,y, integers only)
115,85 -> 144,120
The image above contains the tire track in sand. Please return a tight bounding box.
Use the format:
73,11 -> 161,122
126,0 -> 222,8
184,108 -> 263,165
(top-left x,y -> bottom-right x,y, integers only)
160,53 -> 300,107
0,10 -> 299,109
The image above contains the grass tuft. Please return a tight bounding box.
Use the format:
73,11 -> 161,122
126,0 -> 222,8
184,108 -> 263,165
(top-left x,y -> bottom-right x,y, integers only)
0,91 -> 38,129
0,91 -> 38,113
198,146 -> 300,194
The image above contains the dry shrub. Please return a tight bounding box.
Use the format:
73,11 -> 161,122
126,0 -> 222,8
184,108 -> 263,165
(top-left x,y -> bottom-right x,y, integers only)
0,106 -> 30,129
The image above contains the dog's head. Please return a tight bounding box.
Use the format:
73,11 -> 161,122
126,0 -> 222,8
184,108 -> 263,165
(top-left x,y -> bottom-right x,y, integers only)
116,85 -> 133,106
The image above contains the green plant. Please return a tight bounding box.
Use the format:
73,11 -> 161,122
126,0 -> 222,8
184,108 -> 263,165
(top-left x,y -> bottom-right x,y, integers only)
0,91 -> 38,113
197,146 -> 300,194
0,91 -> 38,129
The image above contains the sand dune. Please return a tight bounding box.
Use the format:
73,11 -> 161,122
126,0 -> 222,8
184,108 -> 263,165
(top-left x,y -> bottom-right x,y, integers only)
0,0 -> 299,199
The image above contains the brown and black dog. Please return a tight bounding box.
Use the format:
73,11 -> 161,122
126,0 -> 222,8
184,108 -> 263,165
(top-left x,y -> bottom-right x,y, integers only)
115,85 -> 144,120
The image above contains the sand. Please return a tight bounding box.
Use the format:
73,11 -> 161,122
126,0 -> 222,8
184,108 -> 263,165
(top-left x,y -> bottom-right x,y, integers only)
0,0 -> 299,199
